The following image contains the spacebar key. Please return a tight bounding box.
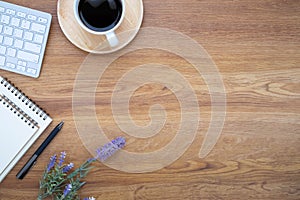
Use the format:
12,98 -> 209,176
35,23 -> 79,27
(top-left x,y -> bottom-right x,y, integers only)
17,50 -> 39,63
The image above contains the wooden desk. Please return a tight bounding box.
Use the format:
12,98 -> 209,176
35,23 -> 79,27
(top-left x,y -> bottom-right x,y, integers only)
0,0 -> 299,199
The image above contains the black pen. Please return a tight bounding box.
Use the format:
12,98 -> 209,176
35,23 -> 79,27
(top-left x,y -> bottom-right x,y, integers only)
16,121 -> 64,179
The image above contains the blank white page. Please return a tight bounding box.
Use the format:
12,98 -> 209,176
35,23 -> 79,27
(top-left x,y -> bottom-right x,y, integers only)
0,102 -> 38,175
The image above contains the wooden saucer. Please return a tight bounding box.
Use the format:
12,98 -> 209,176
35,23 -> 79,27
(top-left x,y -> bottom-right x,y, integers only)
57,0 -> 144,54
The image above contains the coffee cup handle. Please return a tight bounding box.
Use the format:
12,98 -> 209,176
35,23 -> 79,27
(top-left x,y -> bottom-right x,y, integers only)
105,31 -> 119,47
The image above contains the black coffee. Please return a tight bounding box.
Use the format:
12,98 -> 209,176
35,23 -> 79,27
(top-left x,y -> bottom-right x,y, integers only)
78,0 -> 122,32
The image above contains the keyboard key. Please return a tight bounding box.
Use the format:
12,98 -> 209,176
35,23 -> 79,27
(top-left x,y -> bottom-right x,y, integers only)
11,17 -> 20,26
27,68 -> 36,75
21,20 -> 30,29
0,7 -> 4,13
17,50 -> 39,63
6,9 -> 16,15
3,26 -> 13,35
14,39 -> 23,49
0,35 -> 3,43
17,65 -> 26,72
28,15 -> 37,21
0,24 -> 3,33
18,60 -> 27,66
31,22 -> 46,33
33,34 -> 43,43
0,46 -> 6,55
0,56 -> 5,66
24,31 -> 33,41
24,42 -> 41,54
17,11 -> 26,18
7,48 -> 16,57
1,15 -> 10,24
13,29 -> 23,38
3,37 -> 13,46
38,17 -> 47,24
7,63 -> 16,68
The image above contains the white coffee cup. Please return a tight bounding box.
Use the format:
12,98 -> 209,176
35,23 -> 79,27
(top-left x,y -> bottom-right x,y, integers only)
74,0 -> 125,47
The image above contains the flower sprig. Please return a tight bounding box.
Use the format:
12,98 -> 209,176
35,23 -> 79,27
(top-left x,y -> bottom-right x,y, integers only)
38,137 -> 125,200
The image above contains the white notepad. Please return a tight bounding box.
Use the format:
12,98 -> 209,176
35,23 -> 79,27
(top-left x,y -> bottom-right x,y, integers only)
0,76 -> 52,182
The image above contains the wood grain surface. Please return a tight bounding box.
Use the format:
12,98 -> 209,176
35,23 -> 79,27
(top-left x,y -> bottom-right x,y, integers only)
0,0 -> 299,199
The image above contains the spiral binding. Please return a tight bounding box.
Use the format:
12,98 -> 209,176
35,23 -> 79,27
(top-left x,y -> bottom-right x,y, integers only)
0,96 -> 37,129
0,77 -> 50,121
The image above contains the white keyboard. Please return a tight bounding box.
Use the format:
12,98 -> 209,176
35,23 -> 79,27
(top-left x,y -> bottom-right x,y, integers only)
0,1 -> 51,78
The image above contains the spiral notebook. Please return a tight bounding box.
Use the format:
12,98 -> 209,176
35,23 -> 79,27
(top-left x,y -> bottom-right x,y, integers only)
0,76 -> 52,182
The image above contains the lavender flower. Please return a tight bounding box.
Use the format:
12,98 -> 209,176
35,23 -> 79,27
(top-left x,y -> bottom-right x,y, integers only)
63,183 -> 72,197
111,136 -> 126,147
46,154 -> 57,172
58,151 -> 66,166
95,137 -> 125,161
39,137 -> 125,200
62,163 -> 74,173
83,197 -> 96,200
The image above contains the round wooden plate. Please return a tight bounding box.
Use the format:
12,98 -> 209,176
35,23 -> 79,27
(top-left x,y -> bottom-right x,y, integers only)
57,0 -> 144,54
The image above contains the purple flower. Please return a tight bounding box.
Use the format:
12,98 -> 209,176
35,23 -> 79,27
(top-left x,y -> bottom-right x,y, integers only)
58,151 -> 66,166
111,137 -> 126,148
46,154 -> 57,172
62,163 -> 74,173
83,197 -> 96,200
95,137 -> 125,161
63,183 -> 72,197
